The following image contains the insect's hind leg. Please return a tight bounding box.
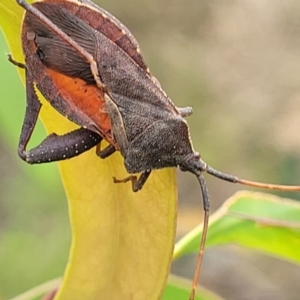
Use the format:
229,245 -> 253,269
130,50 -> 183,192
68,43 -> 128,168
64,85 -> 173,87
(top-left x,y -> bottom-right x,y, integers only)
18,70 -> 43,162
25,128 -> 102,164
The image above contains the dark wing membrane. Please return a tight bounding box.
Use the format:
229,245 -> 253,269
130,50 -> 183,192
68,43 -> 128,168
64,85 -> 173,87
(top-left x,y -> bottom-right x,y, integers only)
75,0 -> 149,73
35,36 -> 94,83
27,2 -> 96,83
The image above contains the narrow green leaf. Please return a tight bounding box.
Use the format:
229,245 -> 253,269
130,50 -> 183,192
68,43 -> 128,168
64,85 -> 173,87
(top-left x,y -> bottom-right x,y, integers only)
9,279 -> 61,300
163,275 -> 223,300
174,191 -> 300,264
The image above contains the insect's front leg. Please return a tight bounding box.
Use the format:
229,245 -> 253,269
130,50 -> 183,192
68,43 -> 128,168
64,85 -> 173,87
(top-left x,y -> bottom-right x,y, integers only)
113,170 -> 152,192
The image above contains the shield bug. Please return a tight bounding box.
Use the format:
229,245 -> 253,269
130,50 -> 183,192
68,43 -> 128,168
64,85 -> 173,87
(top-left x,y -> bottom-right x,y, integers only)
13,0 -> 300,299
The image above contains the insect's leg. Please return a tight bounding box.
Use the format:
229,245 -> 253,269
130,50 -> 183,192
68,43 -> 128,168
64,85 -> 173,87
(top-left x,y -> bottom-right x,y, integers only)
18,71 -> 42,161
177,106 -> 193,117
134,170 -> 151,191
7,54 -> 26,69
113,170 -> 151,192
96,144 -> 116,159
25,128 -> 102,164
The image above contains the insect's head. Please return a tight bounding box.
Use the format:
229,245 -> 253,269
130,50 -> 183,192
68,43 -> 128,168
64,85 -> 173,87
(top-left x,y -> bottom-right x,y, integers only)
179,152 -> 209,179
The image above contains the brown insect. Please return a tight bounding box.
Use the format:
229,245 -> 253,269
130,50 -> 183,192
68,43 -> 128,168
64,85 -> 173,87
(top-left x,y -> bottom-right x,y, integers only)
12,0 -> 300,299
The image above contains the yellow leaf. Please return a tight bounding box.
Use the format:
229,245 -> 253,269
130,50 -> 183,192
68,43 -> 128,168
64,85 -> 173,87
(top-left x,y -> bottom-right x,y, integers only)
0,1 -> 177,299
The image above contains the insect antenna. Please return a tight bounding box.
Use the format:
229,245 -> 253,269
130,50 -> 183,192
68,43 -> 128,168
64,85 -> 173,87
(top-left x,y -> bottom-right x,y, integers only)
189,173 -> 210,300
203,160 -> 300,191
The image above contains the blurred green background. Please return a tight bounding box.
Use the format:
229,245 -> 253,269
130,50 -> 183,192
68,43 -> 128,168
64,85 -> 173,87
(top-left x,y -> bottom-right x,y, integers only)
1,0 -> 300,299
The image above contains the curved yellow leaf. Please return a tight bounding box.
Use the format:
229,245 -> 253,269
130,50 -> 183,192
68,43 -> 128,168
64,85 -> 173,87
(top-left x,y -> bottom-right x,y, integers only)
0,1 -> 177,299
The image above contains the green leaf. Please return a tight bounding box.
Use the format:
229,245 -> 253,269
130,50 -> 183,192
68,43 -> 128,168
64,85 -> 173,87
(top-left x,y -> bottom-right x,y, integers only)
163,275 -> 223,300
9,279 -> 61,300
0,1 -> 177,299
174,191 -> 300,264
